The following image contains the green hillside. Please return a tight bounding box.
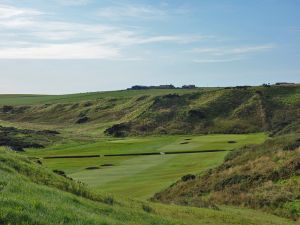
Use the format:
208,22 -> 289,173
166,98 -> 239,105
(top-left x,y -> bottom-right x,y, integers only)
0,85 -> 299,224
153,132 -> 300,221
0,147 -> 297,225
0,85 -> 299,137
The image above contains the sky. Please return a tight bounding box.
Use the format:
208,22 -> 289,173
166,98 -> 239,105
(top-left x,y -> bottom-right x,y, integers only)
0,0 -> 299,94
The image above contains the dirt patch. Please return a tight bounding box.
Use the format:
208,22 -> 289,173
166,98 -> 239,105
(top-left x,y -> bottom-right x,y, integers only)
180,142 -> 189,145
228,141 -> 237,144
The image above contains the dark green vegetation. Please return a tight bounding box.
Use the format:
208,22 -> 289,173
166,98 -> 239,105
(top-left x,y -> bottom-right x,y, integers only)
0,85 -> 299,224
0,125 -> 59,151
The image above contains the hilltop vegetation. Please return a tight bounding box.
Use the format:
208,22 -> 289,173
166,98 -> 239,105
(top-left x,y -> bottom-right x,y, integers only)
0,85 -> 299,137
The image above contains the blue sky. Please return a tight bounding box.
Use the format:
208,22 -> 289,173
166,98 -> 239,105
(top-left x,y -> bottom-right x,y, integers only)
0,0 -> 299,94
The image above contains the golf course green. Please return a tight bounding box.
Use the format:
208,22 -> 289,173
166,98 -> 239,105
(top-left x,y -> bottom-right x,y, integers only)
25,133 -> 267,199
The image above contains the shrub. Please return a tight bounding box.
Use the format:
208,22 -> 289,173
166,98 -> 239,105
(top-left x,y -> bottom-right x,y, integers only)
2,105 -> 13,113
283,139 -> 300,151
53,169 -> 67,177
142,204 -> 153,213
103,196 -> 114,205
76,116 -> 89,124
105,123 -> 131,137
181,174 -> 196,182
188,109 -> 206,121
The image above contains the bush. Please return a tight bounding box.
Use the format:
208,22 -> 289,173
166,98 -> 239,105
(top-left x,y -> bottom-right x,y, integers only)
105,123 -> 131,137
76,116 -> 89,124
142,204 -> 153,213
103,196 -> 114,205
2,105 -> 13,113
181,174 -> 196,182
188,109 -> 206,120
283,139 -> 300,151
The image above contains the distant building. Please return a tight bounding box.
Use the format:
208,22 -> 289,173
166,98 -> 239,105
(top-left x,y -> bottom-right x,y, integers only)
275,82 -> 295,86
127,84 -> 175,90
127,85 -> 149,90
157,84 -> 175,89
182,85 -> 196,89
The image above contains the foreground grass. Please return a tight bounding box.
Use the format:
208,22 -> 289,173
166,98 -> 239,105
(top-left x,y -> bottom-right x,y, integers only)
0,147 -> 296,225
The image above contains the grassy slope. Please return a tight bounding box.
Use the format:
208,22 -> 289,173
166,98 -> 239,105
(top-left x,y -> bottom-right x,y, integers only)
153,133 -> 300,221
24,134 -> 266,199
0,86 -> 299,137
0,147 -> 296,225
0,89 -> 200,105
0,85 -> 299,224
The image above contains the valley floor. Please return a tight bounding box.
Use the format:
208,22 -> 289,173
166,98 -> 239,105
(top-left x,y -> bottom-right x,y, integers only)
24,133 -> 266,199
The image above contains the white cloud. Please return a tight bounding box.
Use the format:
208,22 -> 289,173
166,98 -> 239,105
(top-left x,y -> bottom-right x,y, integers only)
0,3 -> 270,62
58,0 -> 90,6
191,44 -> 275,56
0,4 -> 42,28
0,43 -> 119,59
137,35 -> 210,44
191,44 -> 275,63
193,57 -> 242,63
0,4 -> 42,19
0,3 -> 209,59
97,5 -> 167,20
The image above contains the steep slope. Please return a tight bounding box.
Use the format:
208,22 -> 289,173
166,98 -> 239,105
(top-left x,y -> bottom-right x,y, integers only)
1,85 -> 298,137
153,132 -> 300,221
106,85 -> 300,136
1,147 -> 296,225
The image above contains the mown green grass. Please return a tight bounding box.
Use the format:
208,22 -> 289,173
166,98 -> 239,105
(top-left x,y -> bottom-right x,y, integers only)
26,133 -> 266,157
0,147 -> 297,225
24,133 -> 267,199
78,153 -> 227,199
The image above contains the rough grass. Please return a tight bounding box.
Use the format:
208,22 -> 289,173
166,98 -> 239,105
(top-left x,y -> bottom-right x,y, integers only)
153,133 -> 300,221
0,85 -> 299,137
0,85 -> 299,224
0,147 -> 297,225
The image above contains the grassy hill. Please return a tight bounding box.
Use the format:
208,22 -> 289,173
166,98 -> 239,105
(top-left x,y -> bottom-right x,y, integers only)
153,132 -> 300,221
0,85 -> 299,224
0,85 -> 299,137
0,147 -> 297,225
